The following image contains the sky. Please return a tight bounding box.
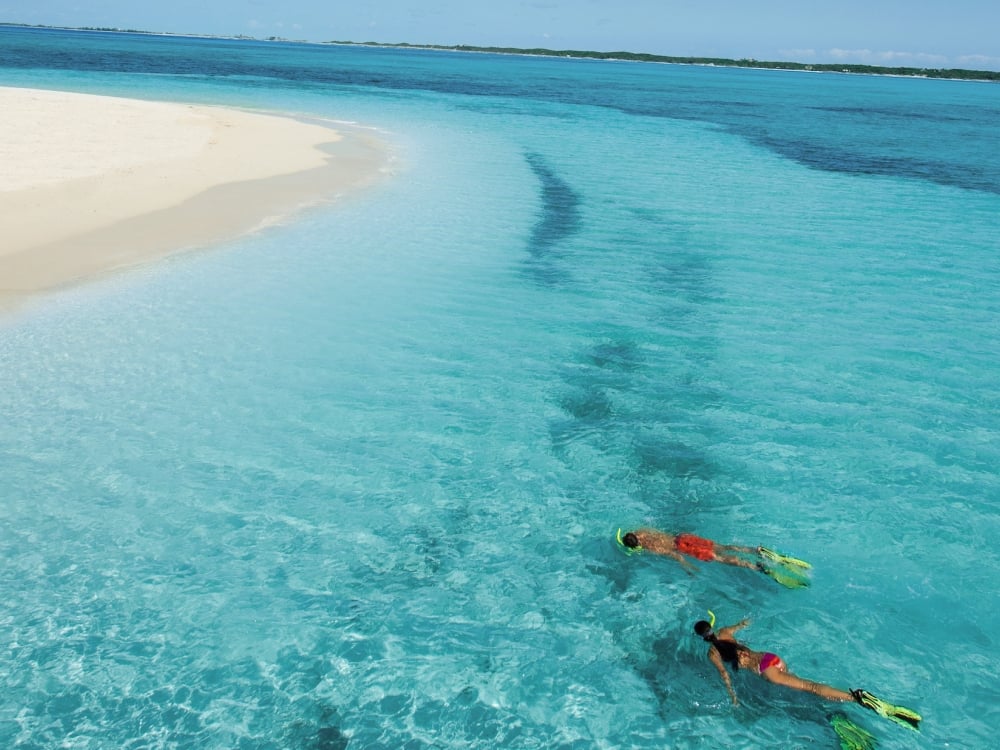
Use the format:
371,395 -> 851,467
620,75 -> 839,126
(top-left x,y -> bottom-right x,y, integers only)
3,0 -> 1000,71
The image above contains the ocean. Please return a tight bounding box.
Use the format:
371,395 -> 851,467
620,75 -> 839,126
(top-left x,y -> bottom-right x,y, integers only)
1,25 -> 998,749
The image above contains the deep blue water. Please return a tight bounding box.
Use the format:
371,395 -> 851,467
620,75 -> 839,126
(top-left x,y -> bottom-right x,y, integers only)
1,24 -> 999,749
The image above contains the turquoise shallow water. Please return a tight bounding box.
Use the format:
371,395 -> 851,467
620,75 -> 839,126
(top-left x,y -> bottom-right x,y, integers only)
1,26 -> 999,748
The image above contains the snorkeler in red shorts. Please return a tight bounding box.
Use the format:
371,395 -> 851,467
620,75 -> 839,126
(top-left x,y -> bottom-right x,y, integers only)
619,528 -> 756,570
617,528 -> 811,587
675,532 -> 718,562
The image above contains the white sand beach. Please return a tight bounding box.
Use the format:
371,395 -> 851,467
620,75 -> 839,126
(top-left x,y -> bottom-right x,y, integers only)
0,86 -> 387,315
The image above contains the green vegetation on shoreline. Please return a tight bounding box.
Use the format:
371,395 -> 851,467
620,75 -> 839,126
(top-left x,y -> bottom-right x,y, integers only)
329,41 -> 1000,81
4,22 -> 997,81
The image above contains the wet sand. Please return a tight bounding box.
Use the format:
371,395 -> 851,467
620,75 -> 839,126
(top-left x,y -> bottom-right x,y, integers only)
0,86 -> 388,315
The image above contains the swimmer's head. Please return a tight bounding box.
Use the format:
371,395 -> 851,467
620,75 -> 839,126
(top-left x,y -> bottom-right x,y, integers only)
694,620 -> 714,639
622,532 -> 640,548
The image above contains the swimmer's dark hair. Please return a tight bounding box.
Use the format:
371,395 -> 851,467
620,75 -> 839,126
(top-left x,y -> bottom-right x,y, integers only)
693,619 -> 744,669
622,532 -> 640,548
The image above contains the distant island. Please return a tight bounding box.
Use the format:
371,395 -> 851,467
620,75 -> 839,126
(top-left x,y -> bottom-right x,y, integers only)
3,23 -> 998,81
328,41 -> 1000,82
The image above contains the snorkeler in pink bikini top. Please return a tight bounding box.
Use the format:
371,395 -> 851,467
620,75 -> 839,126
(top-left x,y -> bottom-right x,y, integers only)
692,614 -> 921,731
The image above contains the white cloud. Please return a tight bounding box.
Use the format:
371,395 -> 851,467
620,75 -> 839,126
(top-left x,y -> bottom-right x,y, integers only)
780,49 -> 818,60
956,54 -> 1000,69
772,47 -> 1000,70
827,48 -> 948,66
828,48 -> 870,59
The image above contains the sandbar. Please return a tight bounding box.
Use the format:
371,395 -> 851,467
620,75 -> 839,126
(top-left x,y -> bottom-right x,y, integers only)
0,86 -> 388,316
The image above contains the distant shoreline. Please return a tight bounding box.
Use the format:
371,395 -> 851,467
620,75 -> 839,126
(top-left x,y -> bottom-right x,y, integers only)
327,41 -> 1000,82
3,22 -> 998,82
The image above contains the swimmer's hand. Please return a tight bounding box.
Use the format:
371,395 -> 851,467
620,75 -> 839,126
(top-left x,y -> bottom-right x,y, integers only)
670,551 -> 697,575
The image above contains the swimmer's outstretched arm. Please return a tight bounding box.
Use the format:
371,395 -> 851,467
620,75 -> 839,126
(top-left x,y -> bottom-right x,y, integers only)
706,647 -> 739,705
717,619 -> 750,640
668,550 -> 697,575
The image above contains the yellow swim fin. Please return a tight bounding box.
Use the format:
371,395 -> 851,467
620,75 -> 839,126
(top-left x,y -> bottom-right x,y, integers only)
852,689 -> 922,731
829,712 -> 879,750
758,546 -> 812,570
757,562 -> 810,589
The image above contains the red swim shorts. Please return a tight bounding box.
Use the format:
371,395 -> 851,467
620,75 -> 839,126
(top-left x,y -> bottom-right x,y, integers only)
675,533 -> 715,561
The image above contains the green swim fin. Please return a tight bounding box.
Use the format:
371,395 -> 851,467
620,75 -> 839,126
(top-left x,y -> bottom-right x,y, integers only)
757,562 -> 810,588
852,689 -> 922,731
757,546 -> 812,570
829,712 -> 878,750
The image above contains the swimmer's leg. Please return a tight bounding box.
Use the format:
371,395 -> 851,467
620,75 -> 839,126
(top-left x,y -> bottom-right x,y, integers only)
763,667 -> 855,703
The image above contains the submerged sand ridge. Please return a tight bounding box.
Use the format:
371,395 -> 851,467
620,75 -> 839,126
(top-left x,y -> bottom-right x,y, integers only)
0,86 -> 388,315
